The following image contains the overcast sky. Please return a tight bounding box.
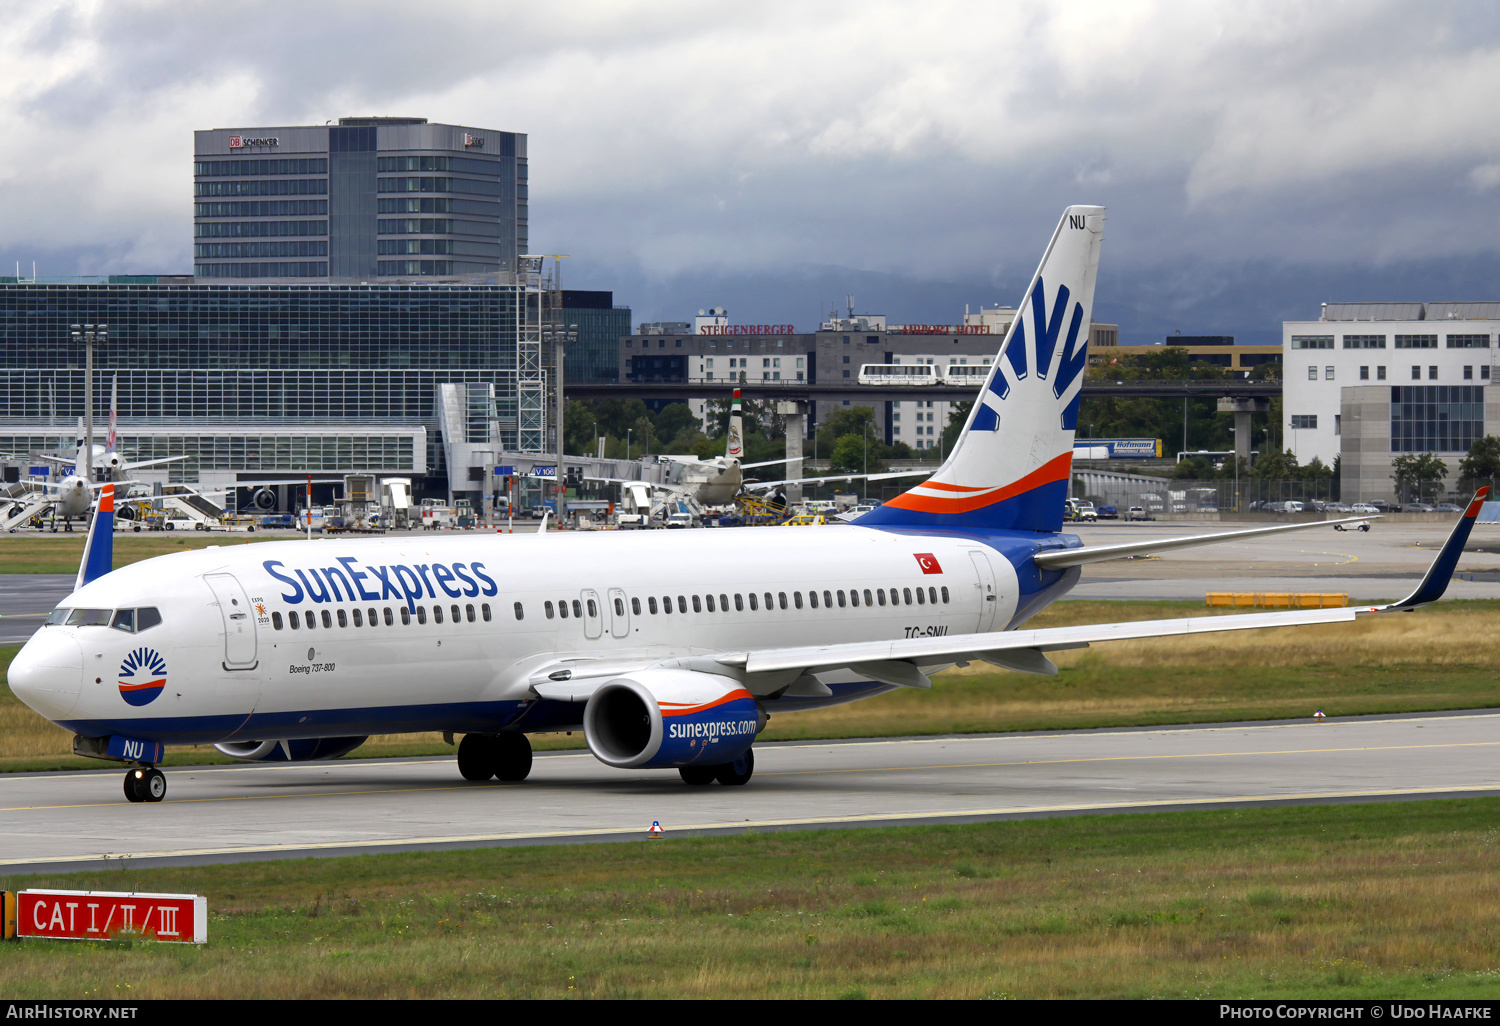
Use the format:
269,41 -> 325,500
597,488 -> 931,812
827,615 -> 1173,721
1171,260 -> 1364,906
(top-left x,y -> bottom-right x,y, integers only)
3,0 -> 1499,342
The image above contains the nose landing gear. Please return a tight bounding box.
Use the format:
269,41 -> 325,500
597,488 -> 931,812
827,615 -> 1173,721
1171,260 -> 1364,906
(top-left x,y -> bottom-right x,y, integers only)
124,766 -> 166,803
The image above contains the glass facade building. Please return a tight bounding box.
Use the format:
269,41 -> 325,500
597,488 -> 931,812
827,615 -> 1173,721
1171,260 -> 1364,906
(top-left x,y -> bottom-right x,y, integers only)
194,118 -> 526,282
0,280 -> 529,491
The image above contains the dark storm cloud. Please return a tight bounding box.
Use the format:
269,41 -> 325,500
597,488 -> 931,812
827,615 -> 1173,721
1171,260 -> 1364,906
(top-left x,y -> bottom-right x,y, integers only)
3,0 -> 1500,340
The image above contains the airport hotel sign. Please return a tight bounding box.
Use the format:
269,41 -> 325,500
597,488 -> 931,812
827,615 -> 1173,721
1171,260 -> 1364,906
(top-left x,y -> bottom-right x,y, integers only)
699,324 -> 797,335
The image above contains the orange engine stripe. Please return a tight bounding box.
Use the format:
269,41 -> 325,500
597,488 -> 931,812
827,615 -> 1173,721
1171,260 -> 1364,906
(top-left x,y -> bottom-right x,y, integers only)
882,452 -> 1074,515
659,689 -> 753,717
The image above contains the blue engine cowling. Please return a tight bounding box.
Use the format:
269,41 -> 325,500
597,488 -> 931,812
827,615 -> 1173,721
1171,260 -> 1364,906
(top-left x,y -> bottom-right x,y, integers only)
214,737 -> 368,762
583,669 -> 765,769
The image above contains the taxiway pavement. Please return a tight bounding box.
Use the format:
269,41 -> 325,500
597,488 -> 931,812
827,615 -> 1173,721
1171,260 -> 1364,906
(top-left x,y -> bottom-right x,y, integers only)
3,711 -> 1498,874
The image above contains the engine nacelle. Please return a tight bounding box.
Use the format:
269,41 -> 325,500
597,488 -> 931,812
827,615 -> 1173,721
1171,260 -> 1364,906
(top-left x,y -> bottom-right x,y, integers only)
214,736 -> 368,762
583,669 -> 764,769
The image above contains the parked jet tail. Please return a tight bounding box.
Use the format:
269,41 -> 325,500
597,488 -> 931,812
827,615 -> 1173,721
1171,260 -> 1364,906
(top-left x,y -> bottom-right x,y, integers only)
860,205 -> 1105,534
76,483 -> 115,590
727,388 -> 744,460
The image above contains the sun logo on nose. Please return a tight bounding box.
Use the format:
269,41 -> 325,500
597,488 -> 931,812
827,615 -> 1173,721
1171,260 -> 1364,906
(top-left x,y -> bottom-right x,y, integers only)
118,647 -> 168,707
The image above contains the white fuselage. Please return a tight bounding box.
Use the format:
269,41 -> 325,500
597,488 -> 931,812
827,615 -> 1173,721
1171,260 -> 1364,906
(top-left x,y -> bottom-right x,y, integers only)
11,526 -> 1022,746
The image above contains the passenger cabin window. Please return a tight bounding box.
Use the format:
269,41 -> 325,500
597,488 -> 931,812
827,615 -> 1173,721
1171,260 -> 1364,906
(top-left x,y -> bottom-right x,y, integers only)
735,594 -> 744,611
558,601 -> 569,619
779,592 -> 788,610
337,609 -> 348,628
322,610 -> 333,627
368,607 -> 377,626
289,611 -> 300,629
661,596 -> 672,614
352,609 -> 363,627
416,607 -> 427,625
384,607 -> 395,626
615,597 -> 625,617
692,595 -> 702,613
545,601 -> 555,619
876,589 -> 886,606
482,603 -> 492,622
677,596 -> 687,613
305,611 -> 317,630
451,604 -> 461,622
748,593 -> 758,611
272,611 -> 284,630
720,593 -> 729,611
823,590 -> 833,608
809,591 -> 819,609
432,605 -> 443,624
573,600 -> 583,618
586,598 -> 597,618
941,587 -> 950,603
649,597 -> 659,614
793,592 -> 803,609
915,588 -> 925,605
632,597 -> 642,615
400,607 -> 411,626
903,587 -> 913,604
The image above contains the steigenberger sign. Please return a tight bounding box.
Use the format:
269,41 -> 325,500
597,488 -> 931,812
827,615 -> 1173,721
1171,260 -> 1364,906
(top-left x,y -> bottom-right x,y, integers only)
12,889 -> 206,943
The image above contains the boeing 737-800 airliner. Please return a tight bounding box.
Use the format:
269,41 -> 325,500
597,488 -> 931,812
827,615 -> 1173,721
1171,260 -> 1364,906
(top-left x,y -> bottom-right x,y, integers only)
8,206 -> 1487,803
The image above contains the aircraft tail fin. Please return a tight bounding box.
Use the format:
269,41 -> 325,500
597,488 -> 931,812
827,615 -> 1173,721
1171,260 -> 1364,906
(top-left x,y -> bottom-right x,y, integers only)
859,205 -> 1105,534
727,388 -> 744,460
76,483 -> 115,590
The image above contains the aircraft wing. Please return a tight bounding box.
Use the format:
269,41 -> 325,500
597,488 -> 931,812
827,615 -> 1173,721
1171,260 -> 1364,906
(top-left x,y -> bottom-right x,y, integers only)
530,489 -> 1487,700
1033,516 -> 1385,569
117,455 -> 189,471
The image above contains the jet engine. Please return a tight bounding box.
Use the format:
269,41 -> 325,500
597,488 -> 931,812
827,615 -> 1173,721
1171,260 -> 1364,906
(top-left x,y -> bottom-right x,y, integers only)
214,737 -> 368,762
251,487 -> 277,511
582,669 -> 765,769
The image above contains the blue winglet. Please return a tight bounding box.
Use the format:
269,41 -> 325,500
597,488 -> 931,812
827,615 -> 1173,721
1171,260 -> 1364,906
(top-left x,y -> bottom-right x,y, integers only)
75,483 -> 115,591
1385,487 -> 1489,610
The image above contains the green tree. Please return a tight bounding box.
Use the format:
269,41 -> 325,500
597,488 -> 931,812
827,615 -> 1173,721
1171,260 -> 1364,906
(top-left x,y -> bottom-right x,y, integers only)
1391,452 -> 1448,503
827,432 -> 885,474
1252,448 -> 1302,480
1459,436 -> 1500,490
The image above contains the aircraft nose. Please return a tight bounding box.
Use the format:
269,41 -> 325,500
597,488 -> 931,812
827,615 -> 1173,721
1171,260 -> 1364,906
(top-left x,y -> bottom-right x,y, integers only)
7,631 -> 83,719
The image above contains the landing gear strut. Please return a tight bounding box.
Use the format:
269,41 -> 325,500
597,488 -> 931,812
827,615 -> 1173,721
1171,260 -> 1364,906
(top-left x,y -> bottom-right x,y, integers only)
457,732 -> 533,782
123,766 -> 166,803
678,748 -> 754,786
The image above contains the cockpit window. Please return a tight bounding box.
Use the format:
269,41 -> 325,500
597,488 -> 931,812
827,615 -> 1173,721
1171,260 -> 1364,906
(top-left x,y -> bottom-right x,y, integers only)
136,608 -> 161,631
111,609 -> 135,633
45,609 -> 70,626
65,609 -> 112,627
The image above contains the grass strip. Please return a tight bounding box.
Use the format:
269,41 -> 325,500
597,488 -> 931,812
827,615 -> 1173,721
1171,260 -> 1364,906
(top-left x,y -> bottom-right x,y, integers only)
3,798 -> 1500,998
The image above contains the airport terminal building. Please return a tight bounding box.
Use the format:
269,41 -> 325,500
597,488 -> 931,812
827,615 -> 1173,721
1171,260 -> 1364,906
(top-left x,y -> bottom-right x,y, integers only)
0,276 -> 554,507
1281,302 -> 1500,501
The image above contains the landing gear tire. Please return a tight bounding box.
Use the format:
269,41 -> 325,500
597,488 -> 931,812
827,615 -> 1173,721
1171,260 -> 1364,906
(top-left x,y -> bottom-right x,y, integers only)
457,734 -> 495,781
714,749 -> 754,786
124,767 -> 166,803
493,732 -> 532,782
679,765 -> 717,785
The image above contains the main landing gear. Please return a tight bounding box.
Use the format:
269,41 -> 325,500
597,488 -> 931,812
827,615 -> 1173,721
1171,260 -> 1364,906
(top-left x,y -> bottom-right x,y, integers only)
457,732 -> 533,782
124,766 -> 166,803
678,748 -> 754,786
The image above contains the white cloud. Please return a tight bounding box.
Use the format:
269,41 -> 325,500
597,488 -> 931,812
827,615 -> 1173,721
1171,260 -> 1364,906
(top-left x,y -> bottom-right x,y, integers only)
2,0 -> 1500,281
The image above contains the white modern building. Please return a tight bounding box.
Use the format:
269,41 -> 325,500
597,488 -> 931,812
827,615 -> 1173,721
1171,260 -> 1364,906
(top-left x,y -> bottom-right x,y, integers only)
1282,302 -> 1500,501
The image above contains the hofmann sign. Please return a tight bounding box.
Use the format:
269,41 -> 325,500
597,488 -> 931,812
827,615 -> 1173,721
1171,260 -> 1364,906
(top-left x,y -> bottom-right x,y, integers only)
1073,438 -> 1162,459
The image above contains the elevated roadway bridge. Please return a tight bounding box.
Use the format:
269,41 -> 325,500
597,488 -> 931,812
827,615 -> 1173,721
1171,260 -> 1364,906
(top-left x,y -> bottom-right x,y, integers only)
565,379 -> 1282,403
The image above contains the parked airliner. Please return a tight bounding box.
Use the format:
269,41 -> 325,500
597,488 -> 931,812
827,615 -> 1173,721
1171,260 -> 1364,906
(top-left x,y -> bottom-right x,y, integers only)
7,206 -> 1486,804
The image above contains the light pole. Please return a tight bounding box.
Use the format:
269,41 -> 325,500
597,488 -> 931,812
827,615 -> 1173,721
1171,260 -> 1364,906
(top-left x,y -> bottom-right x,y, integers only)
626,428 -> 632,461
70,324 -> 106,483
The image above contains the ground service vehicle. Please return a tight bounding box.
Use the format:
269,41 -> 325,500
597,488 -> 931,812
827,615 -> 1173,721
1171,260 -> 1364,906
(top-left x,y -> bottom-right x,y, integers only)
11,205 -> 1482,804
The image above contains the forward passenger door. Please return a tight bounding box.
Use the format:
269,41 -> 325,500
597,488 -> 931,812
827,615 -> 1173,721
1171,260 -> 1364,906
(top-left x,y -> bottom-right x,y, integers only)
607,587 -> 630,638
581,589 -> 604,640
